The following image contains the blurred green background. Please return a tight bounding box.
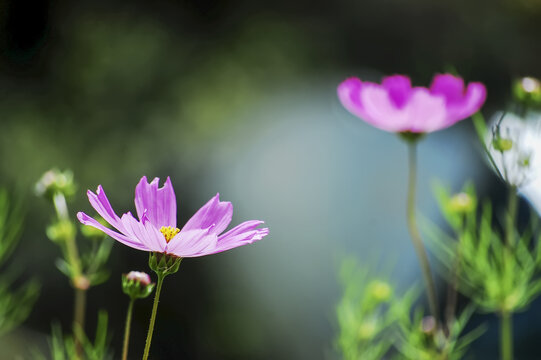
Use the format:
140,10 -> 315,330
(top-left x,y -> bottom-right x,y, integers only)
1,0 -> 541,358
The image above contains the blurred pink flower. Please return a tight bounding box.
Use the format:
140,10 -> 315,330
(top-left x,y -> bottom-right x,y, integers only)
77,176 -> 268,257
337,74 -> 486,133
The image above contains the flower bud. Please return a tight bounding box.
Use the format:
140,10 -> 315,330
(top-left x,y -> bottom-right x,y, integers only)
35,169 -> 76,199
46,219 -> 76,243
513,77 -> 541,105
358,319 -> 378,340
492,137 -> 513,152
122,271 -> 155,299
421,316 -> 437,335
449,192 -> 475,214
366,280 -> 392,302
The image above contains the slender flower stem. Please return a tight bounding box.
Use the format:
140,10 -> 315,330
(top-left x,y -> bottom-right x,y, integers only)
74,287 -> 86,331
406,142 -> 439,324
505,187 -> 518,248
499,186 -> 517,360
54,191 -> 85,356
500,310 -> 513,360
122,299 -> 135,360
143,273 -> 165,360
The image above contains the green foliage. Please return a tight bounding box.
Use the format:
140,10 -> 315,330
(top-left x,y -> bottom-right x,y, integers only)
0,188 -> 40,336
0,188 -> 24,265
427,183 -> 541,313
34,311 -> 113,360
36,169 -> 112,288
0,275 -> 40,336
394,302 -> 484,360
335,258 -> 397,360
335,257 -> 481,360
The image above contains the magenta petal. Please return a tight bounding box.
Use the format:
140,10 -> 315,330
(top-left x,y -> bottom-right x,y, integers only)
167,229 -> 218,257
87,186 -> 125,232
77,212 -> 149,251
430,74 -> 465,103
405,88 -> 447,132
218,220 -> 265,240
120,212 -> 166,253
214,220 -> 269,253
181,193 -> 233,235
337,78 -> 371,122
359,84 -> 410,132
382,75 -> 412,109
134,176 -> 177,228
458,82 -> 487,117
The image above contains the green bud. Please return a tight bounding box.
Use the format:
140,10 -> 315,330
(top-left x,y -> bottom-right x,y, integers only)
122,271 -> 155,299
149,252 -> 182,277
35,169 -> 76,200
492,137 -> 513,152
46,219 -> 76,243
366,280 -> 392,302
513,77 -> 541,105
519,154 -> 531,168
358,319 -> 378,340
503,290 -> 522,312
448,192 -> 475,214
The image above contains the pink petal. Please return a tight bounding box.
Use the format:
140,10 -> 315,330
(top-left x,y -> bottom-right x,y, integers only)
87,186 -> 126,232
404,88 -> 447,132
167,229 -> 218,257
448,82 -> 487,122
359,84 -> 411,132
120,212 -> 166,253
382,75 -> 412,109
181,193 -> 233,235
337,78 -> 371,122
134,176 -> 177,228
430,74 -> 465,103
214,220 -> 269,252
77,212 -> 149,251
430,74 -> 487,124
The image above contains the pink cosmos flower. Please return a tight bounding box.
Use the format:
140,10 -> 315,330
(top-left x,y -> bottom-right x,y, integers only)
77,176 -> 268,257
337,73 -> 487,133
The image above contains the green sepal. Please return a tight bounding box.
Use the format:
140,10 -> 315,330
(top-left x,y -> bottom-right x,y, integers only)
148,252 -> 182,277
122,275 -> 155,300
398,131 -> 425,143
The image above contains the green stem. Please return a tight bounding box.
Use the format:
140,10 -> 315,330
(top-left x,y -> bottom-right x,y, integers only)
499,187 -> 517,360
506,187 -> 518,248
73,287 -> 87,358
406,142 -> 440,325
122,299 -> 135,360
143,273 -> 165,360
500,311 -> 513,360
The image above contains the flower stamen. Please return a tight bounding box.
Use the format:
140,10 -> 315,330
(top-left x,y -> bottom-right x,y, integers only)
160,226 -> 180,243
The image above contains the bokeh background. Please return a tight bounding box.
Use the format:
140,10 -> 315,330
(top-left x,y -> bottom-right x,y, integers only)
0,0 -> 541,358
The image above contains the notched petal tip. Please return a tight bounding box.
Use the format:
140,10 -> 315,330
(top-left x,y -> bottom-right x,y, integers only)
76,211 -> 86,223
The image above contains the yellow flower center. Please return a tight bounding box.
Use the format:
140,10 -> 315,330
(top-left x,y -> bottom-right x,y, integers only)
160,226 -> 180,243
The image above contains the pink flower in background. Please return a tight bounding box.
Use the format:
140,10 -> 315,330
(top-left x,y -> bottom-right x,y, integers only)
337,74 -> 486,133
77,176 -> 268,257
